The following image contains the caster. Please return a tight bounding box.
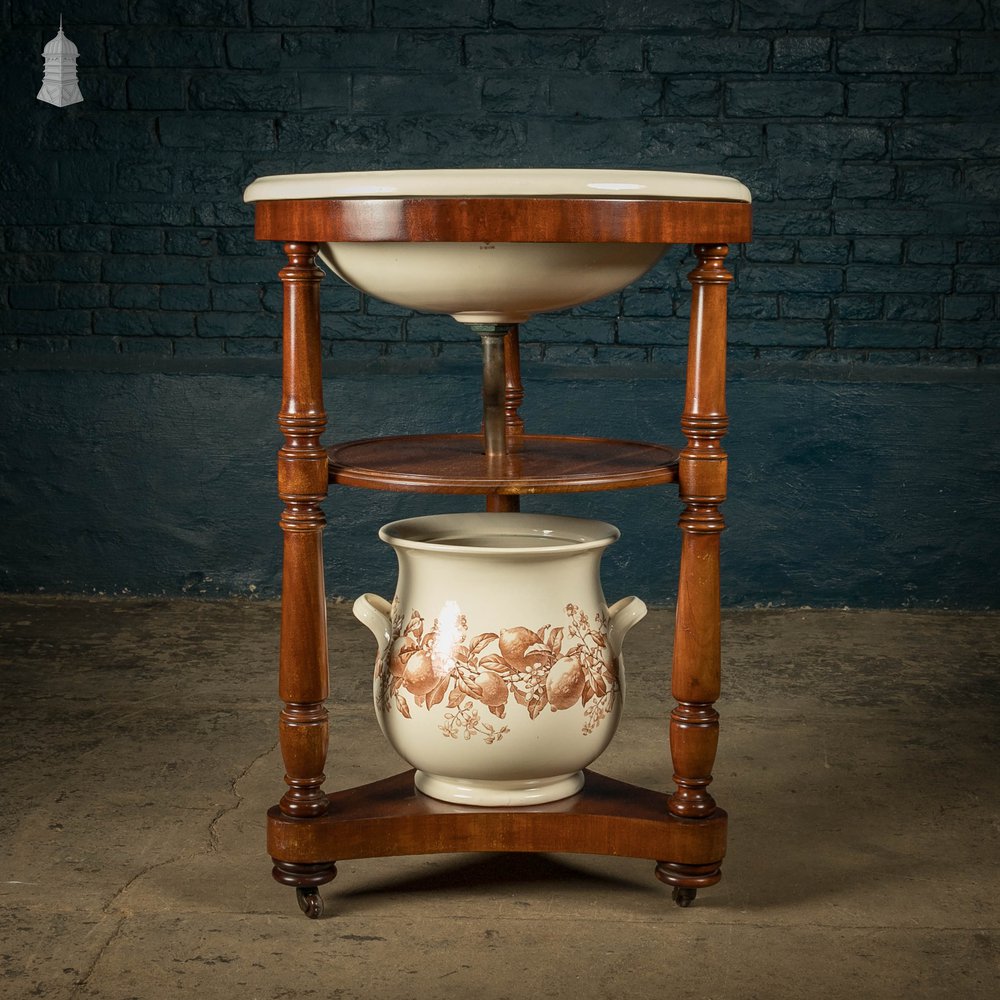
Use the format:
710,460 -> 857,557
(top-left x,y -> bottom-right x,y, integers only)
296,886 -> 324,919
672,886 -> 697,908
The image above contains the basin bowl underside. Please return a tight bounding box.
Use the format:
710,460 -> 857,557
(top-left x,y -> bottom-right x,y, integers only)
318,241 -> 666,324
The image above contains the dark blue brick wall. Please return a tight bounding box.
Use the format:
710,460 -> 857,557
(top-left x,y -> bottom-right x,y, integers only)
1,0 -> 998,363
1,0 -> 999,605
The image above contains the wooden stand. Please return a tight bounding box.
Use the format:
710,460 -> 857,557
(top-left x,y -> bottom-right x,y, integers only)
253,196 -> 752,919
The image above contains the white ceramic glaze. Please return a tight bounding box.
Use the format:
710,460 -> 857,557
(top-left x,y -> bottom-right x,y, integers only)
243,168 -> 751,323
353,512 -> 648,806
243,167 -> 752,203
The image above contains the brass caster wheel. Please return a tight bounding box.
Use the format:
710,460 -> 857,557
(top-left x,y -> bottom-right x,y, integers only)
296,886 -> 324,919
672,886 -> 697,908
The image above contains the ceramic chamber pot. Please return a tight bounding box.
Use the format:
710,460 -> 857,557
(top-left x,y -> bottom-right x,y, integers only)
354,513 -> 647,806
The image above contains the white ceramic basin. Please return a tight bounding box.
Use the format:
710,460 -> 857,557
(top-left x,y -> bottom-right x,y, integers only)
244,169 -> 751,324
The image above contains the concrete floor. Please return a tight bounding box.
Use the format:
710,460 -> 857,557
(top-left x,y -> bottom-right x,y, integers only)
1,596 -> 998,999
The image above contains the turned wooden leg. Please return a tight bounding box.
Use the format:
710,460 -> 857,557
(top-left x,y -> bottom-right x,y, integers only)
659,244 -> 732,895
503,323 -> 525,448
272,243 -> 337,904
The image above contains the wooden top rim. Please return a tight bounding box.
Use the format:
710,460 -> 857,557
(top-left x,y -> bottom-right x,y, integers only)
253,196 -> 752,244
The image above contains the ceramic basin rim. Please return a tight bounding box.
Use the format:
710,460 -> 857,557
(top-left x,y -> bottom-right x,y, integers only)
378,512 -> 621,556
243,167 -> 752,204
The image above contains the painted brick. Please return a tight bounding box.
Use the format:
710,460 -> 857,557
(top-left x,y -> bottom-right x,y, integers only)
375,0 -> 488,27
482,77 -> 547,114
401,116 -> 530,161
117,162 -> 172,195
106,30 -> 224,67
594,345 -> 650,366
837,295 -> 883,320
864,0 -> 985,29
298,74 -> 352,111
60,285 -> 109,309
53,256 -> 103,283
127,73 -> 186,110
664,80 -> 721,117
621,289 -> 674,317
67,336 -> 122,356
740,0 -> 858,29
769,123 -> 885,159
777,163 -> 836,200
133,0 -> 245,24
898,166 -> 962,204
894,124 -> 1000,158
773,36 -> 832,72
111,228 -> 163,254
580,35 -> 643,72
59,228 -> 112,253
728,294 -> 779,319
908,80 -> 1000,119
93,309 -> 194,337
285,31 -> 459,71
190,72 -> 299,110
956,268 -> 1000,293
746,240 -> 796,263
111,285 -> 159,310
966,163 -> 1000,202
940,322 -> 1000,348
353,74 -> 481,114
250,0 -> 369,27
853,239 -> 903,264
226,32 -> 282,69
847,81 -> 904,118
166,231 -> 217,257
493,0 -> 608,28
730,318 -> 827,346
121,336 -> 176,356
740,264 -> 844,293
847,265 -> 952,293
549,75 -> 662,118
642,122 -> 762,160
160,114 -> 276,150
648,37 -> 768,74
13,0 -> 127,23
782,294 -> 832,320
223,337 -> 279,357
527,316 -> 613,344
196,312 -> 279,337
836,321 -> 937,348
943,296 -> 993,321
959,241 -> 1000,264
466,32 -> 580,69
277,116 -> 392,157
173,337 -> 225,357
103,256 -> 207,284
837,36 -> 955,74
836,165 -> 895,200
906,239 -> 957,265
212,286 -> 263,312
10,284 -> 59,309
960,38 -> 1000,73
885,295 -> 939,322
4,227 -> 59,253
161,285 -> 211,311
798,240 -> 851,265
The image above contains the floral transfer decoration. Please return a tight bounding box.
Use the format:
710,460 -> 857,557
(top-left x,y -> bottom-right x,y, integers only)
376,600 -> 620,744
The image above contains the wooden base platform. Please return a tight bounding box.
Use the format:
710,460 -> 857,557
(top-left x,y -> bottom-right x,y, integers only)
269,769 -> 726,913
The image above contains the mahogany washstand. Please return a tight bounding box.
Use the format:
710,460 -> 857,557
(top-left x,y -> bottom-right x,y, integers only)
249,181 -> 752,919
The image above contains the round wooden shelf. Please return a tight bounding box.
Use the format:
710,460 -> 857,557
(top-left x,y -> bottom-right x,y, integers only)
328,433 -> 679,494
